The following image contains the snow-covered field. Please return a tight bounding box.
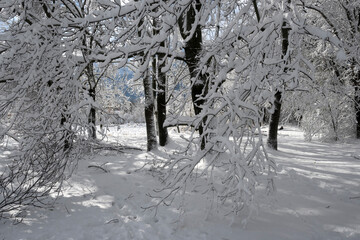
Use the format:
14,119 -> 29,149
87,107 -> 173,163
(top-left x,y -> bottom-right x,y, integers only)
1,124 -> 360,240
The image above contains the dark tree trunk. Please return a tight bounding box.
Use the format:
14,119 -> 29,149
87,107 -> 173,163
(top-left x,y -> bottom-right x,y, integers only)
348,61 -> 360,138
267,4 -> 290,150
267,91 -> 282,149
60,112 -> 71,151
143,70 -> 157,151
179,1 -> 208,149
354,71 -> 360,138
153,15 -> 168,146
157,52 -> 169,146
356,7 -> 360,138
86,63 -> 97,140
152,58 -> 158,135
179,2 -> 208,116
48,75 -> 71,151
356,96 -> 360,138
88,88 -> 97,140
137,0 -> 157,150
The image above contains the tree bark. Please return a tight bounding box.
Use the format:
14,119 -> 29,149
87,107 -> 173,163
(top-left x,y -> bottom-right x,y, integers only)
354,71 -> 360,138
156,53 -> 169,146
86,63 -> 97,140
143,70 -> 157,151
153,16 -> 168,146
267,91 -> 282,149
356,6 -> 360,138
136,0 -> 157,150
178,1 -> 208,149
60,113 -> 70,151
88,88 -> 97,140
267,2 -> 290,150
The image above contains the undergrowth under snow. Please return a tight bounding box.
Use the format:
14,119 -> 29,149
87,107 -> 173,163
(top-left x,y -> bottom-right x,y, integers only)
1,124 -> 360,240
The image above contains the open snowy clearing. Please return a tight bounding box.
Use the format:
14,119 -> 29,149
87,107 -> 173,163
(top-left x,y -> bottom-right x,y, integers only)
1,124 -> 360,240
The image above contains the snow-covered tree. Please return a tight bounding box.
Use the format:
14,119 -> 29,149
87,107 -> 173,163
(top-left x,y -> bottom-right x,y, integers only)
0,0 -> 89,217
151,0 -> 314,218
302,0 -> 360,137
282,37 -> 355,142
0,0 -> 193,217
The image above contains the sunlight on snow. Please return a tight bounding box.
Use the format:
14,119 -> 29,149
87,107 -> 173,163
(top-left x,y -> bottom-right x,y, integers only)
325,225 -> 360,238
276,207 -> 321,217
1,126 -> 360,239
61,180 -> 98,198
293,208 -> 322,216
80,195 -> 114,209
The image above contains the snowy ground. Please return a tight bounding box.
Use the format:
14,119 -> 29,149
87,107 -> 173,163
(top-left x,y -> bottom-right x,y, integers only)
1,124 -> 360,240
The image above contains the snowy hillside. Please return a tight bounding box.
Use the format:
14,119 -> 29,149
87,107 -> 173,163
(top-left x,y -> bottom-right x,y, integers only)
1,124 -> 359,240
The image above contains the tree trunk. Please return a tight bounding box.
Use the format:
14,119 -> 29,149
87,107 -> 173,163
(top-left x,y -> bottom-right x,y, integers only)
88,88 -> 97,140
136,0 -> 157,150
157,52 -> 169,146
153,15 -> 169,146
267,4 -> 290,150
60,111 -> 71,151
143,70 -> 157,151
48,74 -> 72,151
152,58 -> 158,135
179,1 -> 208,149
86,63 -> 97,140
354,71 -> 360,138
356,96 -> 360,138
267,91 -> 282,149
356,7 -> 360,138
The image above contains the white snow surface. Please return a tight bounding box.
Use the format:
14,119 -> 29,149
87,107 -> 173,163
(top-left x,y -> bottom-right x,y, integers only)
1,124 -> 360,240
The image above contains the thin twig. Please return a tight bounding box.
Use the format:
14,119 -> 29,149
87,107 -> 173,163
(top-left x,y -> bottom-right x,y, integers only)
349,196 -> 360,199
88,165 -> 109,173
